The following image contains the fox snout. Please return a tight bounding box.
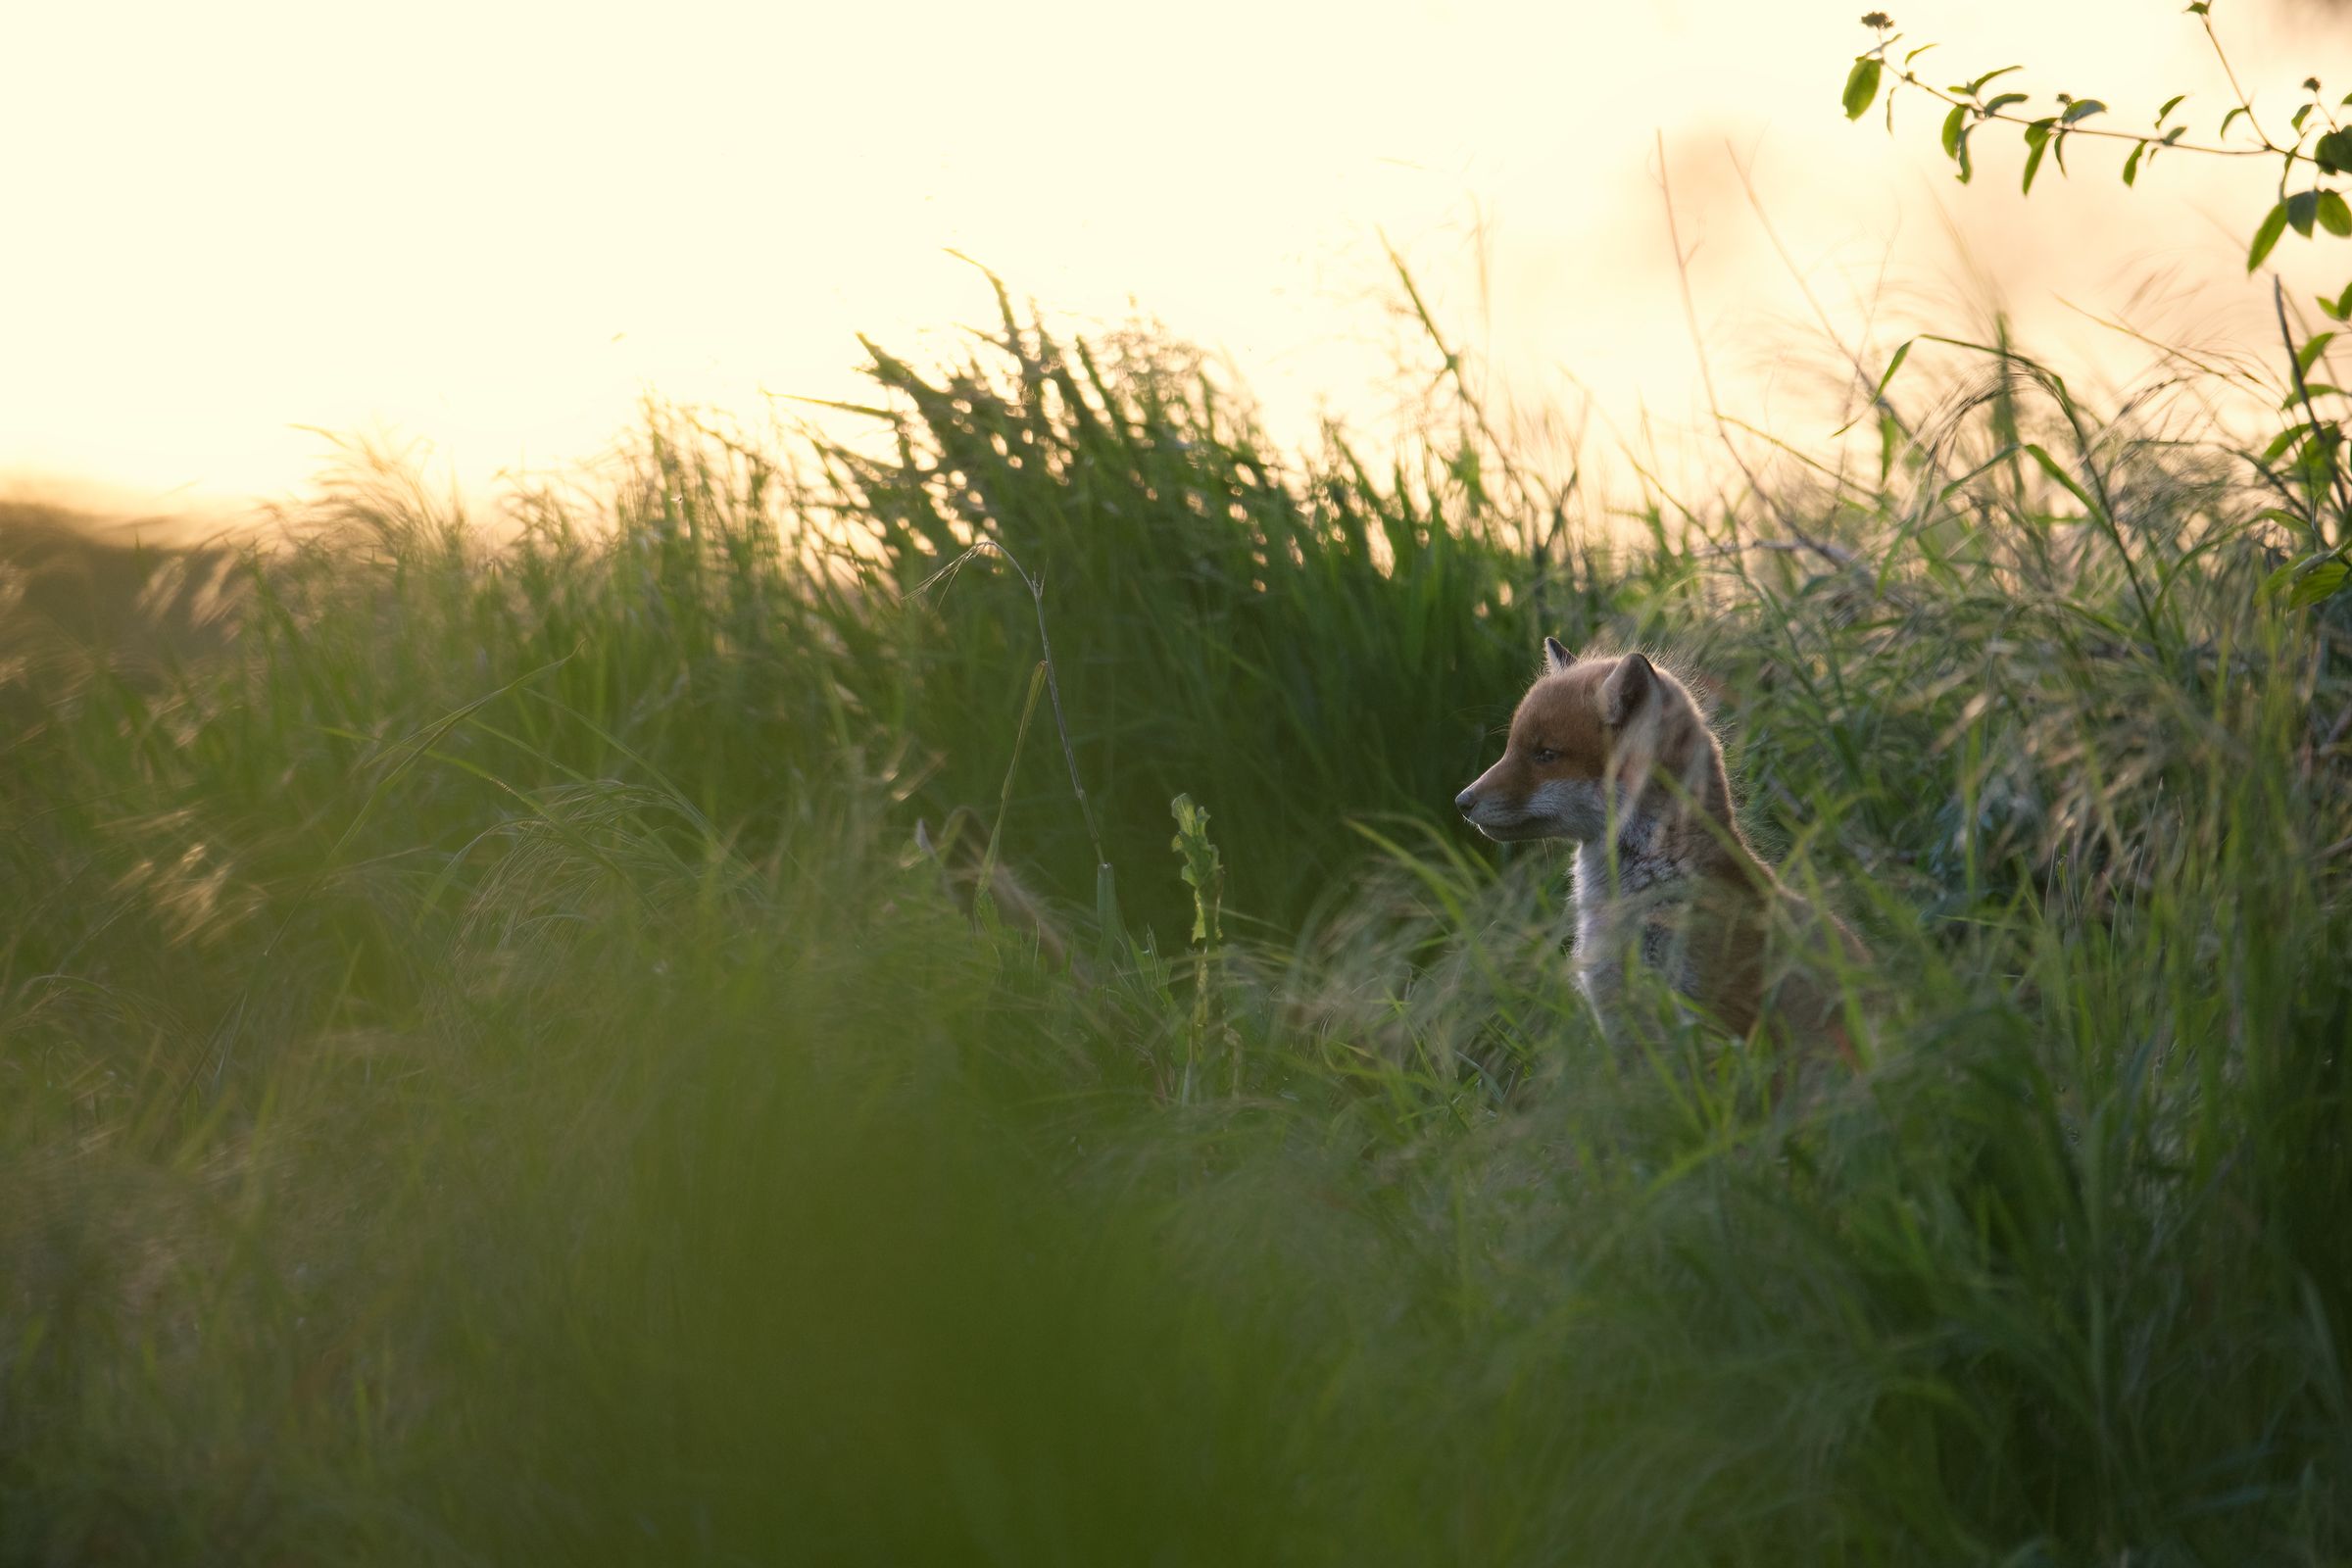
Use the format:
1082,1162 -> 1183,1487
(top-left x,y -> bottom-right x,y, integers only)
1455,760 -> 1514,823
1457,756 -> 1614,844
1455,761 -> 1555,841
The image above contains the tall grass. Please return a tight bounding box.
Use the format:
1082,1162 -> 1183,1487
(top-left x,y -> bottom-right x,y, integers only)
3,291 -> 2348,1565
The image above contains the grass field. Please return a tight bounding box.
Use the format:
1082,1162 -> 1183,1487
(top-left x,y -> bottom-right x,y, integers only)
5,294 -> 2350,1565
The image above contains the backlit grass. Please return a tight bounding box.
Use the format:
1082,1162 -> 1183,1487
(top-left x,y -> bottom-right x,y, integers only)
4,294 -> 2349,1565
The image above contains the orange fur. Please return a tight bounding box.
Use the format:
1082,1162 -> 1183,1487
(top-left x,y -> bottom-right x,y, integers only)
1457,641 -> 1862,1053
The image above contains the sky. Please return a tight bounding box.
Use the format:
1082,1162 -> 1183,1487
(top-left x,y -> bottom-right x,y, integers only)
6,0 -> 2349,520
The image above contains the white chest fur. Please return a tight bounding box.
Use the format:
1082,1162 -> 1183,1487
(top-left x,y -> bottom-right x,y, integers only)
1569,820 -> 1698,1024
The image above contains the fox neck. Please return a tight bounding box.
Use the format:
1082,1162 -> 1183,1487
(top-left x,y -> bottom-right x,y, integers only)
1581,735 -> 1750,894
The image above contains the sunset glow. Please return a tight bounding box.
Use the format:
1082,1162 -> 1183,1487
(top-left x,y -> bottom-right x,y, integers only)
7,0 -> 2348,513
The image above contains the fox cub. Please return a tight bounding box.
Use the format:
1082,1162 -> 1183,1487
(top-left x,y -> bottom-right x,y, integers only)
1457,640 -> 1862,1052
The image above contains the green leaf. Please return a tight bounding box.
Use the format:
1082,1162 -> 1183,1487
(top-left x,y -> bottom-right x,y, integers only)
2260,421 -> 2312,464
2186,2 -> 2208,14
2123,143 -> 2144,187
1843,58 -> 1884,120
2317,128 -> 2352,176
2221,105 -> 2249,138
2321,192 -> 2352,237
2298,332 -> 2337,375
2060,98 -> 2106,124
1903,41 -> 1938,66
2293,429 -> 2341,493
1854,339 -> 1915,416
2156,93 -> 2186,122
2250,201 -> 2290,270
2022,120 -> 2054,194
1940,103 -> 1968,159
2290,559 -> 2350,607
2288,189 -> 2322,238
1169,794 -> 1225,946
1964,65 -> 2023,95
2293,104 -> 2315,134
2023,443 -> 2101,516
1984,92 -> 2029,115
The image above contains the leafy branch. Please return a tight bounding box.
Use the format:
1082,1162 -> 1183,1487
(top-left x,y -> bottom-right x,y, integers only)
1844,9 -> 2352,264
1839,6 -> 2352,603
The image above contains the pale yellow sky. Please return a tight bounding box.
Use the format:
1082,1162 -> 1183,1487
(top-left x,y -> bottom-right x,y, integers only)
5,0 -> 2348,514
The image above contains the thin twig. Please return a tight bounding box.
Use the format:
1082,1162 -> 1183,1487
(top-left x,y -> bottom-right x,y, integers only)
1691,538 -> 1862,561
1725,141 -> 1934,472
913,538 -> 1108,870
1655,131 -> 1862,575
1887,73 -> 2273,161
1381,232 -> 1540,521
2322,697 -> 2352,753
2195,9 -> 2272,151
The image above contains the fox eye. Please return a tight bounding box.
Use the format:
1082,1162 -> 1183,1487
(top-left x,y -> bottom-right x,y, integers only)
1530,746 -> 1560,764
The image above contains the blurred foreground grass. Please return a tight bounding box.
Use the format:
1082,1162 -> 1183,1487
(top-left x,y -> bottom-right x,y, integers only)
4,298 -> 2350,1565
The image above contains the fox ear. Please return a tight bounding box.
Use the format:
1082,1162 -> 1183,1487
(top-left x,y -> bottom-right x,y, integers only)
1543,635 -> 1573,675
1601,652 -> 1656,726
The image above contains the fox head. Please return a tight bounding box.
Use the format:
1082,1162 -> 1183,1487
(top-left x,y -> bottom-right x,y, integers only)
1455,641 -> 1717,843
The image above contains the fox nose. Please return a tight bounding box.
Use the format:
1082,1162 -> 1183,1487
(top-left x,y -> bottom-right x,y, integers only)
1454,786 -> 1478,816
